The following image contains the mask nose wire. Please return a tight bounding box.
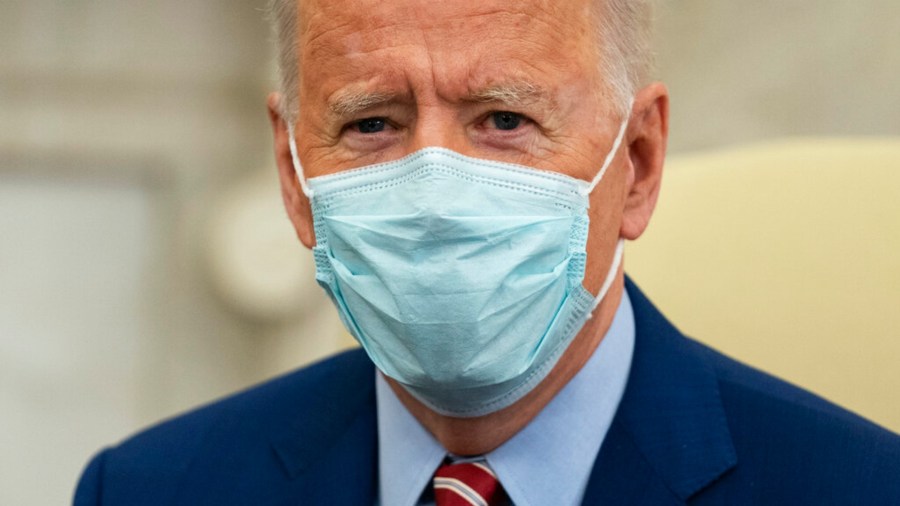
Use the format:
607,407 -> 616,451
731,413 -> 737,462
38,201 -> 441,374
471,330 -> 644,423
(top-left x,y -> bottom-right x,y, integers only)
581,99 -> 635,196
287,125 -> 315,199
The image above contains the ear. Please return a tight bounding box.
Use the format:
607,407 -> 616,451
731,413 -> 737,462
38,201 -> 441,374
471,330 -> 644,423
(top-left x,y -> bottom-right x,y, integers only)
620,82 -> 669,240
267,92 -> 316,249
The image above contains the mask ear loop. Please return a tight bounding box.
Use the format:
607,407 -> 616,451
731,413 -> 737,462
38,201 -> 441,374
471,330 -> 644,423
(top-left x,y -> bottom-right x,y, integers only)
581,99 -> 635,196
582,100 -> 633,317
587,237 -> 625,319
287,125 -> 315,199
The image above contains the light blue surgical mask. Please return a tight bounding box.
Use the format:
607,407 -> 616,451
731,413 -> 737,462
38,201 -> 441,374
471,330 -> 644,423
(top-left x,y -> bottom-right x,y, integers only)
288,114 -> 629,417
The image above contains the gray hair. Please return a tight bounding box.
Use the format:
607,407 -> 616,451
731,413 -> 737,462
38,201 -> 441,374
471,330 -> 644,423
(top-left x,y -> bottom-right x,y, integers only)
266,0 -> 654,124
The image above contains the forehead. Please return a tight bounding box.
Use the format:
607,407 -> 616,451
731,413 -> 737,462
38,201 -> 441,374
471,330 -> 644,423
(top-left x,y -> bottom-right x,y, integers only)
297,0 -> 600,101
300,0 -> 595,36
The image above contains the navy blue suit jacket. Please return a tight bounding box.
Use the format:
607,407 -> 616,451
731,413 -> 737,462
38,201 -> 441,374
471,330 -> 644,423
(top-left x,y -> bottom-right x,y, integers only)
75,279 -> 900,504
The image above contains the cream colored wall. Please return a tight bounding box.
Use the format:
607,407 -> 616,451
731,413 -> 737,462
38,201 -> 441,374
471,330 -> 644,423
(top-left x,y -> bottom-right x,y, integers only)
1,2 -> 898,504
626,138 -> 900,433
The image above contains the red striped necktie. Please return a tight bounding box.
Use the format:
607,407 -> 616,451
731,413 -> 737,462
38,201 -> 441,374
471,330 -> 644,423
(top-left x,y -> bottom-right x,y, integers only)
433,460 -> 509,506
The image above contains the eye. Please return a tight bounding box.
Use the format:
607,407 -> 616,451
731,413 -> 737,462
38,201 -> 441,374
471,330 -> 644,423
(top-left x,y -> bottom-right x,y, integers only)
490,111 -> 524,131
353,117 -> 386,134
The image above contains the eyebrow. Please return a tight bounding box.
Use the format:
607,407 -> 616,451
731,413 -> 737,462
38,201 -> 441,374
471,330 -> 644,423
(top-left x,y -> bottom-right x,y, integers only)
324,80 -> 553,120
327,90 -> 398,118
466,81 -> 551,108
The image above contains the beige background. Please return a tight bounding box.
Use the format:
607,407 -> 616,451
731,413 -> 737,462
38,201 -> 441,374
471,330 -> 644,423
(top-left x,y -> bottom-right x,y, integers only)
1,1 -> 898,504
627,138 -> 900,439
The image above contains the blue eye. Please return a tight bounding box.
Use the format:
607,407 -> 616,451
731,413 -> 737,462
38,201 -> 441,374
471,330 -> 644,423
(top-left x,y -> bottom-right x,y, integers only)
356,118 -> 386,134
491,111 -> 522,131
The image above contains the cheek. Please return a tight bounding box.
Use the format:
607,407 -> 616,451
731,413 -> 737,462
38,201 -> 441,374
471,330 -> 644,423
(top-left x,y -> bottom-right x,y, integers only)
587,189 -> 623,246
581,163 -> 629,293
590,156 -> 630,223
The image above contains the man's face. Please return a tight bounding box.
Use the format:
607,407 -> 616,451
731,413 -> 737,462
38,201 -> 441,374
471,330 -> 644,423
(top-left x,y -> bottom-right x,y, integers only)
289,0 -> 642,294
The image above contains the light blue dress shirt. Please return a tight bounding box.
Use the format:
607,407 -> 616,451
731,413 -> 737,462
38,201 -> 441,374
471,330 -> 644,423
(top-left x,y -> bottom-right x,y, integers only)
376,291 -> 635,506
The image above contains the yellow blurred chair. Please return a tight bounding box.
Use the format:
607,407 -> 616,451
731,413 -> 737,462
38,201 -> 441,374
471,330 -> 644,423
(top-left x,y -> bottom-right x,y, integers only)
626,138 -> 900,433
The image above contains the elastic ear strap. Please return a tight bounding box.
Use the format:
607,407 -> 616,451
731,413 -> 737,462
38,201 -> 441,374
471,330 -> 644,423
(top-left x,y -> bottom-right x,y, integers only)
589,238 -> 625,317
583,99 -> 634,195
287,125 -> 314,199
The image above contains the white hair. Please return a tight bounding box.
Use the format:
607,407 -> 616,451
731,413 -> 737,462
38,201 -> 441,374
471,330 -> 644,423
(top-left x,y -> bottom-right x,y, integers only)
596,0 -> 655,115
266,0 -> 654,123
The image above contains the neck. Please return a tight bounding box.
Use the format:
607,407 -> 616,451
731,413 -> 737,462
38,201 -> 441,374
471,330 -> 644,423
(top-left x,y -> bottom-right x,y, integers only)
387,275 -> 625,456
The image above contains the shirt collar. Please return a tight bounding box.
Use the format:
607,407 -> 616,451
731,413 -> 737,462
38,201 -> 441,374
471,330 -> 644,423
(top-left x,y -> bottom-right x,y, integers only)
377,290 -> 635,506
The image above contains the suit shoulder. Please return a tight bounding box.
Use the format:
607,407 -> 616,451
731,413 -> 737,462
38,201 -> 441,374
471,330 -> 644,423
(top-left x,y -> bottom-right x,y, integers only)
692,339 -> 895,435
117,348 -> 371,451
75,349 -> 373,504
686,338 -> 900,501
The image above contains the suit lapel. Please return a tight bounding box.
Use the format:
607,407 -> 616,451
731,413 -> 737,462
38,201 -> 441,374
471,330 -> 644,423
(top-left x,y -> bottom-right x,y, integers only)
582,278 -> 737,504
171,350 -> 378,505
269,405 -> 378,505
582,419 -> 683,505
271,350 -> 379,504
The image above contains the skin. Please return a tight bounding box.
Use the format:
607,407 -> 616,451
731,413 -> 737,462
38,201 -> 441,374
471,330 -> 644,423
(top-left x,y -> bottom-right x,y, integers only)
268,0 -> 669,455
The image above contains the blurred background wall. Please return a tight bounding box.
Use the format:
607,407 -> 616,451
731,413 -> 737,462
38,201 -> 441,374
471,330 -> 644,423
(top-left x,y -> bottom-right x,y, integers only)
1,1 -> 898,504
